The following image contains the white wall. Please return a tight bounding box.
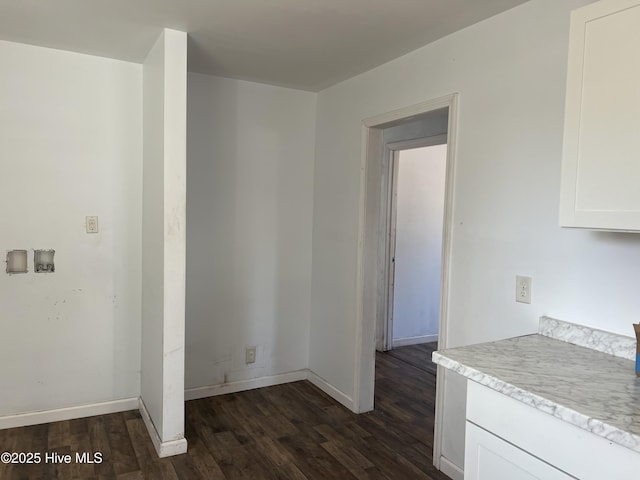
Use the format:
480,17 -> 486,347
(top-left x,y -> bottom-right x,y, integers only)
393,145 -> 447,343
141,29 -> 187,448
185,74 -> 316,391
141,32 -> 165,436
0,40 -> 142,415
310,0 -> 640,470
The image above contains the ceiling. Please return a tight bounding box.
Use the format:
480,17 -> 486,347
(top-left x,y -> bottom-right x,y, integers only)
0,0 -> 530,91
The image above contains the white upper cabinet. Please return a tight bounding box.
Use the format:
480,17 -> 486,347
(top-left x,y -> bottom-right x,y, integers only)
560,0 -> 640,230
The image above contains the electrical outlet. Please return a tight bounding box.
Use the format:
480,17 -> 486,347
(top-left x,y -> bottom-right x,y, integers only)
245,346 -> 257,364
516,275 -> 532,304
86,216 -> 98,234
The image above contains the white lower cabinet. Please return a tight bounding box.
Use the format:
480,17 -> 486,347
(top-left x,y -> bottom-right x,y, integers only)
464,381 -> 640,480
465,422 -> 574,480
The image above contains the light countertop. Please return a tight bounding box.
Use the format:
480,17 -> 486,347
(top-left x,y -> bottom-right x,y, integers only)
433,331 -> 640,453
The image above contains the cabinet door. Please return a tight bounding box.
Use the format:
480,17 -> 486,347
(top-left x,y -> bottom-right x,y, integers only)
465,422 -> 575,480
560,0 -> 640,230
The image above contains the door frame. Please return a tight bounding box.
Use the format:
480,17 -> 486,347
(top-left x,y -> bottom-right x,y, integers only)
380,135 -> 449,352
353,93 -> 458,471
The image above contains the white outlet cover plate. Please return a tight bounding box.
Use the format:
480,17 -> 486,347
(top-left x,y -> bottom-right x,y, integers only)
245,346 -> 257,364
516,275 -> 532,304
86,216 -> 98,233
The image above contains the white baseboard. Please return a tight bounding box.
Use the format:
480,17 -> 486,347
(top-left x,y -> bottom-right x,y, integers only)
184,370 -> 308,401
306,371 -> 354,411
439,455 -> 464,480
138,397 -> 187,458
185,369 -> 355,414
0,369 -> 355,458
392,334 -> 438,348
0,397 -> 139,430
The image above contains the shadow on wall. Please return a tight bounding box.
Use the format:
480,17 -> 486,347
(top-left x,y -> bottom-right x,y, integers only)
185,74 -> 315,392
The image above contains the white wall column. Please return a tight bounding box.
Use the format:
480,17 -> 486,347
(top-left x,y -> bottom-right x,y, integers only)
140,28 -> 188,458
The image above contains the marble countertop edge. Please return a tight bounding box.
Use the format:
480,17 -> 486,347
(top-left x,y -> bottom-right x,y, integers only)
431,350 -> 640,454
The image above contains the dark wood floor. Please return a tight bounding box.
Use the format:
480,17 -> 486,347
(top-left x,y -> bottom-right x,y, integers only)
385,342 -> 439,376
0,344 -> 448,479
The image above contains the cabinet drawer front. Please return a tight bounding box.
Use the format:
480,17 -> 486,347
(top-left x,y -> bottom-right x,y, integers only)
466,381 -> 640,480
465,422 -> 575,480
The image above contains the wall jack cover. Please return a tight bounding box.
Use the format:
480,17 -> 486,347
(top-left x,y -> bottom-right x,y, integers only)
34,249 -> 55,273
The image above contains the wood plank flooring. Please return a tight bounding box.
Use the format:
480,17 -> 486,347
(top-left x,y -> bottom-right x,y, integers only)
385,342 -> 439,376
0,344 -> 449,479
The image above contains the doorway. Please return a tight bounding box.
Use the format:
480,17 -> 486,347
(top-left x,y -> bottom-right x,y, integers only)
354,94 -> 458,472
382,142 -> 448,352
